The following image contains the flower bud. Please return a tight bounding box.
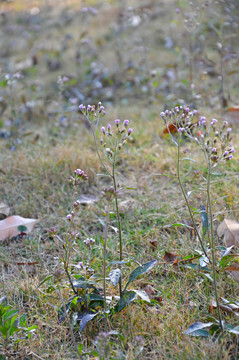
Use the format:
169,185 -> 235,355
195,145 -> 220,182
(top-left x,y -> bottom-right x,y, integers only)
101,126 -> 106,135
123,119 -> 129,127
115,119 -> 120,127
128,128 -> 133,136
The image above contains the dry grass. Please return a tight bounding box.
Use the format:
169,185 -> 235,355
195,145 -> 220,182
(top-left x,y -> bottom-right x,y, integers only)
0,0 -> 239,359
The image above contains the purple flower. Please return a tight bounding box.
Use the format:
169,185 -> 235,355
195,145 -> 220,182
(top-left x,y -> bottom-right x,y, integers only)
224,151 -> 229,156
67,214 -> 72,221
176,8 -> 180,13
79,104 -> 84,111
160,112 -> 165,118
212,148 -> 217,153
115,119 -> 120,126
101,126 -> 106,134
211,118 -> 217,125
128,128 -> 133,136
165,109 -> 169,115
178,127 -> 184,132
107,124 -> 111,131
193,110 -> 197,115
99,106 -> 104,112
228,154 -> 233,160
78,262 -> 84,269
185,107 -> 190,113
123,119 -> 129,127
227,127 -> 232,133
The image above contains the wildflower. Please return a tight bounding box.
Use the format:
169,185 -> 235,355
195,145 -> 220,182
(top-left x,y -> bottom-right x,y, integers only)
212,148 -> 217,154
67,214 -> 72,221
74,169 -> 88,181
160,112 -> 165,118
123,119 -> 129,127
107,124 -> 111,132
128,128 -> 133,136
178,127 -> 184,132
115,119 -> 120,127
176,8 -> 180,13
101,126 -> 106,135
84,238 -> 95,247
227,128 -> 232,133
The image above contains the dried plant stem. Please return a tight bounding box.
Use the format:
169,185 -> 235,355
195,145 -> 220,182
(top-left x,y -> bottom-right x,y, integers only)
58,285 -> 80,358
207,166 -> 223,332
177,138 -> 209,259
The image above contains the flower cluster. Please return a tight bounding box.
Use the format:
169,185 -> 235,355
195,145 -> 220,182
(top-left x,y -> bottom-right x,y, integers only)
68,168 -> 88,187
79,102 -> 106,124
161,105 -> 198,134
160,105 -> 235,166
101,186 -> 118,202
100,118 -> 132,159
197,117 -> 234,164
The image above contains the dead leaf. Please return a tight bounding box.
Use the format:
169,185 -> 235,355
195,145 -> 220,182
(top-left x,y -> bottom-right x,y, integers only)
217,219 -> 239,247
163,251 -> 178,265
0,203 -> 10,219
77,194 -> 98,205
0,216 -> 38,242
225,263 -> 239,271
225,106 -> 239,124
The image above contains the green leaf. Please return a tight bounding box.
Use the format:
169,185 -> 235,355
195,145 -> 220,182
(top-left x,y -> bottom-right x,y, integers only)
115,291 -> 137,312
78,343 -> 83,355
79,312 -> 98,332
3,309 -> 18,323
38,275 -> 53,288
124,260 -> 157,291
228,325 -> 239,335
185,322 -> 213,336
17,225 -> 27,232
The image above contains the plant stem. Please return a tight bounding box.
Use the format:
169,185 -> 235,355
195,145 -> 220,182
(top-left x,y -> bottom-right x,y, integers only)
112,160 -> 123,298
177,137 -> 209,259
207,165 -> 223,332
91,126 -> 112,178
103,204 -> 109,313
58,286 -> 80,358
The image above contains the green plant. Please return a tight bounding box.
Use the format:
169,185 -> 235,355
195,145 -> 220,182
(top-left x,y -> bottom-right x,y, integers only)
161,106 -> 234,333
0,297 -> 37,358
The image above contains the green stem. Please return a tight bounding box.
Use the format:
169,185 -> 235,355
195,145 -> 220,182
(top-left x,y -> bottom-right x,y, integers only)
207,165 -> 223,332
91,126 -> 112,178
112,161 -> 123,298
177,137 -> 209,259
58,286 -> 80,358
103,204 -> 109,312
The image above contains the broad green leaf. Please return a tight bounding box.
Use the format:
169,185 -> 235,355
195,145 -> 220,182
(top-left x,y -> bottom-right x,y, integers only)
2,309 -> 18,323
109,269 -> 121,287
228,325 -> 239,335
185,322 -> 213,336
79,312 -> 98,332
115,291 -> 137,312
124,260 -> 157,291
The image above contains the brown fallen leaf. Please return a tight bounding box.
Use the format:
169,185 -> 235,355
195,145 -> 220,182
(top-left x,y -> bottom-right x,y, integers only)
225,263 -> 239,271
225,106 -> 239,124
0,203 -> 10,219
209,298 -> 239,316
0,216 -> 38,241
163,251 -> 178,265
217,219 -> 239,247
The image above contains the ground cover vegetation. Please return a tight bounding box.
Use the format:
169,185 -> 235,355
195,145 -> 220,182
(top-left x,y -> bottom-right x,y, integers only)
0,0 -> 239,358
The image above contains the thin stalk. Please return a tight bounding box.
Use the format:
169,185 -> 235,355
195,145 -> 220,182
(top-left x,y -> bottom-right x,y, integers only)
112,160 -> 123,298
207,165 -> 223,331
58,286 -> 80,358
103,203 -> 109,312
91,126 -> 112,178
177,137 -> 209,259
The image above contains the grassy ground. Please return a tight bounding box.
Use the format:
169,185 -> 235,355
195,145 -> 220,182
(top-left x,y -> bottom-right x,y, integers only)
0,0 -> 239,359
